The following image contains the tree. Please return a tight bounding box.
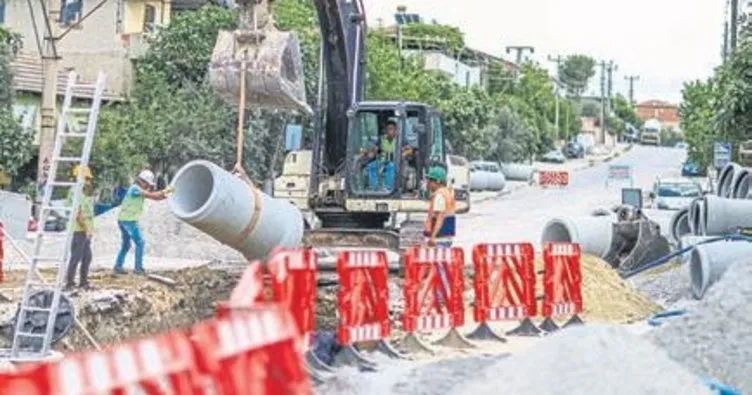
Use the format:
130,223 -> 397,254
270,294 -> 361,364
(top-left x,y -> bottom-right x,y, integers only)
680,78 -> 717,167
612,94 -> 642,128
0,27 -> 30,180
559,54 -> 596,97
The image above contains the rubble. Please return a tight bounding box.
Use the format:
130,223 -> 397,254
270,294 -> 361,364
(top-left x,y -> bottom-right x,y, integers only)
648,259 -> 752,392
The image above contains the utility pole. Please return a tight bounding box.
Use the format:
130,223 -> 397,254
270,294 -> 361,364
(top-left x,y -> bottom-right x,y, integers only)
606,61 -> 617,114
731,0 -> 739,52
38,0 -> 62,196
547,55 -> 565,141
598,60 -> 607,145
505,45 -> 534,66
723,21 -> 729,62
624,75 -> 639,106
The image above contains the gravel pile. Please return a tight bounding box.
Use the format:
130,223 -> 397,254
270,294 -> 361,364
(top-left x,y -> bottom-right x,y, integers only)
454,325 -> 712,395
648,259 -> 752,392
630,260 -> 691,307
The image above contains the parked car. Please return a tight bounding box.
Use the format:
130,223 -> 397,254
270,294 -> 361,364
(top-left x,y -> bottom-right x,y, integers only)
674,141 -> 688,149
681,160 -> 706,177
540,149 -> 567,164
563,141 -> 585,159
649,177 -> 703,210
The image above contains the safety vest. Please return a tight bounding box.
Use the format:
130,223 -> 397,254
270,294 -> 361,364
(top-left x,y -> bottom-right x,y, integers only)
424,186 -> 456,239
66,189 -> 95,232
118,184 -> 145,222
380,136 -> 396,162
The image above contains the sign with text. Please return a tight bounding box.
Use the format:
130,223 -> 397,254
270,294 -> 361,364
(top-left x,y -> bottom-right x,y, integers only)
606,164 -> 633,187
713,142 -> 732,169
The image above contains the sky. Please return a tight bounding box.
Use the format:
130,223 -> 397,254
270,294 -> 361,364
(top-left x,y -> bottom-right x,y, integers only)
361,0 -> 726,104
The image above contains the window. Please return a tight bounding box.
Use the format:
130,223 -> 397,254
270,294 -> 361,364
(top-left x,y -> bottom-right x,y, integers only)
429,115 -> 444,161
60,0 -> 82,26
0,0 -> 5,24
143,5 -> 156,33
349,109 -> 402,195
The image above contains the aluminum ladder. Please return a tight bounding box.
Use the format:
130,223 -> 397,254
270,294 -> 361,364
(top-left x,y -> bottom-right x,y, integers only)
8,71 -> 106,360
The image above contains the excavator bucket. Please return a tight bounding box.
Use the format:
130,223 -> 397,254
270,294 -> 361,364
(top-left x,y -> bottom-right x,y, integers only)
602,219 -> 671,276
208,28 -> 312,114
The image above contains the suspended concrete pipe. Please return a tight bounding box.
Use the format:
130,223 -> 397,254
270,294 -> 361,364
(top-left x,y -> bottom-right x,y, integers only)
169,159 -> 304,262
731,166 -> 752,199
669,208 -> 691,244
716,162 -> 741,198
690,240 -> 752,299
703,194 -> 752,235
541,216 -> 614,259
500,163 -> 534,182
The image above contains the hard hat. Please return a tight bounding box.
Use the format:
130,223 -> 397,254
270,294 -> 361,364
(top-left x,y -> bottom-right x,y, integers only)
137,169 -> 156,186
72,165 -> 93,179
427,166 -> 447,182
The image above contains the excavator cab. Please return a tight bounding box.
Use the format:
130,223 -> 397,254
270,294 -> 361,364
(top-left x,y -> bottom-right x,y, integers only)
346,102 -> 444,203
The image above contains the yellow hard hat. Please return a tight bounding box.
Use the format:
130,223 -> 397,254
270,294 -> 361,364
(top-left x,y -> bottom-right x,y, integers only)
72,164 -> 93,179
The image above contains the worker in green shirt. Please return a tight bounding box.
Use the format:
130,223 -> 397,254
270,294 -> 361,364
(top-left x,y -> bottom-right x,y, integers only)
65,165 -> 95,290
114,169 -> 173,275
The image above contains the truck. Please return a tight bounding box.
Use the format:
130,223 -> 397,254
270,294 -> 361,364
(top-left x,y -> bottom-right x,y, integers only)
640,119 -> 661,146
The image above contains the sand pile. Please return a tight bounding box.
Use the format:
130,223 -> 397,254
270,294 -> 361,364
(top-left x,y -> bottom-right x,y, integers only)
648,259 -> 752,392
533,255 -> 661,323
455,325 -> 712,395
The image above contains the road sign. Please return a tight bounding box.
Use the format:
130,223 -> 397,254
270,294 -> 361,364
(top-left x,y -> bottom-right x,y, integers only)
713,142 -> 732,169
606,164 -> 633,187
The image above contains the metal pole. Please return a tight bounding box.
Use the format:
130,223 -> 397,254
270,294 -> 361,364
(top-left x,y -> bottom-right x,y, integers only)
547,55 -> 564,142
731,0 -> 739,51
599,60 -> 606,145
37,0 -> 61,204
625,75 -> 639,106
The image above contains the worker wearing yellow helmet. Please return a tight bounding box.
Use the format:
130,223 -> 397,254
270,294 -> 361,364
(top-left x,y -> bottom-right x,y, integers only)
114,169 -> 173,275
65,164 -> 95,290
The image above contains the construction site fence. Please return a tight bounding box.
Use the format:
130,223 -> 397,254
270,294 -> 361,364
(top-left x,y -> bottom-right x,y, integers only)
0,242 -> 583,390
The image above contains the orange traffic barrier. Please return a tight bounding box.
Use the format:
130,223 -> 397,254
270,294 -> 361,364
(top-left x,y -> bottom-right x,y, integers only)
540,242 -> 584,332
539,170 -> 569,188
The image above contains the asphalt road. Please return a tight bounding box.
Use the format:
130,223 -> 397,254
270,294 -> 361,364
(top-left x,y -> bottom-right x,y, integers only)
454,145 -> 689,252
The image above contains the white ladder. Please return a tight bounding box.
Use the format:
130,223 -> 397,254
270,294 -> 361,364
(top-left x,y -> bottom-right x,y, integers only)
9,71 -> 106,359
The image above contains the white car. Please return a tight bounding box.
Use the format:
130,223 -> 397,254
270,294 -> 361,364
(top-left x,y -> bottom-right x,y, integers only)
649,178 -> 703,210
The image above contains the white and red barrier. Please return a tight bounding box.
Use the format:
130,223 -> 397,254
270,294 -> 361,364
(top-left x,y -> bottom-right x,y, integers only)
468,243 -> 541,339
539,170 -> 569,188
401,246 -> 473,353
540,242 -> 584,331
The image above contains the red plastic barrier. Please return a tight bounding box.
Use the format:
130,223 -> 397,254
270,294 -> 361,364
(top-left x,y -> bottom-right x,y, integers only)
336,250 -> 391,346
539,170 -> 569,188
191,305 -> 311,395
402,247 -> 465,333
216,260 -> 266,318
0,221 -> 4,282
267,247 -> 318,352
472,243 -> 536,323
542,242 -> 583,318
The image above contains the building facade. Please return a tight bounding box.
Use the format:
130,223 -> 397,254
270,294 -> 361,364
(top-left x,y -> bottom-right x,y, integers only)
634,99 -> 680,130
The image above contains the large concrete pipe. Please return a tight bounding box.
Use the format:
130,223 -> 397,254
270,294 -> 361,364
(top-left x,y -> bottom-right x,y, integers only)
169,160 -> 304,262
669,208 -> 691,244
703,194 -> 752,235
731,166 -> 752,198
689,240 -> 752,299
716,162 -> 741,197
541,216 -> 614,258
689,198 -> 705,235
678,236 -> 713,264
501,163 -> 534,181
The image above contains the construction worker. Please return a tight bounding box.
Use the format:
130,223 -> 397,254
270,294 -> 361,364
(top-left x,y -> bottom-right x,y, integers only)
65,165 -> 95,290
367,121 -> 398,190
424,166 -> 456,247
114,169 -> 173,275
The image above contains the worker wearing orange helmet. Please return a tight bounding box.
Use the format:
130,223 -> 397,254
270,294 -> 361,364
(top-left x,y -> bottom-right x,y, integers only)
65,164 -> 95,290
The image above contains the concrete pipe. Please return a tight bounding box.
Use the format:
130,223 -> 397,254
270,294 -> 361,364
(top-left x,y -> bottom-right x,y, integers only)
169,160 -> 304,262
731,167 -> 752,198
501,163 -> 534,181
703,194 -> 752,235
688,198 -> 705,236
716,162 -> 741,197
669,208 -> 691,244
678,235 -> 713,264
541,216 -> 614,258
690,240 -> 752,299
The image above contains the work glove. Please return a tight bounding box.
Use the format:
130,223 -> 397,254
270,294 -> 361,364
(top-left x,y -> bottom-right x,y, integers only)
163,185 -> 175,196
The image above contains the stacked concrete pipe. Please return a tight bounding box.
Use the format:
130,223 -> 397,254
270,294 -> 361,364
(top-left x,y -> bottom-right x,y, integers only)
168,159 -> 304,262
689,240 -> 752,299
702,194 -> 752,235
500,163 -> 534,182
688,198 -> 706,236
540,215 -> 615,259
716,162 -> 741,197
668,208 -> 691,244
731,166 -> 752,198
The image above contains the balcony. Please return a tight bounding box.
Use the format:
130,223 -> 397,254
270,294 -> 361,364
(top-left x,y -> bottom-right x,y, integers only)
405,50 -> 481,88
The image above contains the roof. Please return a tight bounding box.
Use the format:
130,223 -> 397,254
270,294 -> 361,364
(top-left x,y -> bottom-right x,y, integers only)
11,52 -> 124,101
636,99 -> 678,108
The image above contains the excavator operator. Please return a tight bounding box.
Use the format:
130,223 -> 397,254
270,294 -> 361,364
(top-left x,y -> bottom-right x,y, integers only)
367,120 -> 398,190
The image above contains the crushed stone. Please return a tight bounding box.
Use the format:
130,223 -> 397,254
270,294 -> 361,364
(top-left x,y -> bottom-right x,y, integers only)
455,325 -> 713,395
648,259 -> 752,392
630,259 -> 691,307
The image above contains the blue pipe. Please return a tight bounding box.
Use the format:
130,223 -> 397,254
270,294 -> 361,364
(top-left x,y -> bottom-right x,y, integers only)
622,234 -> 752,278
647,309 -> 686,327
704,378 -> 742,395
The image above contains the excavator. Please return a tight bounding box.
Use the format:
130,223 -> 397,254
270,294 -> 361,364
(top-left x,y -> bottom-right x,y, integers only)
208,0 -> 470,257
